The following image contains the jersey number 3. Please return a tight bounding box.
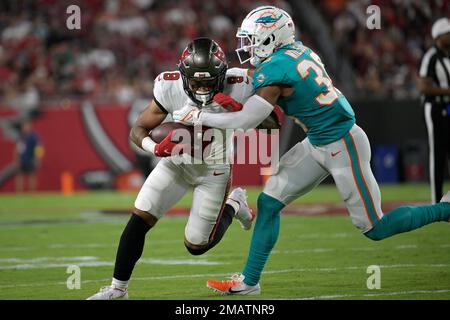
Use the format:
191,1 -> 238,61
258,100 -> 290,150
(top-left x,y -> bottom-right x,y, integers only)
296,52 -> 339,106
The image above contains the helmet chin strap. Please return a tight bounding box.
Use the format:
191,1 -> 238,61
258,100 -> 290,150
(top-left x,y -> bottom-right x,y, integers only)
195,91 -> 213,107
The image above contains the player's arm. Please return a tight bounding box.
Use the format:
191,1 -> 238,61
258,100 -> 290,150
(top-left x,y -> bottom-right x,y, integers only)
182,86 -> 281,130
129,99 -> 167,153
417,77 -> 450,96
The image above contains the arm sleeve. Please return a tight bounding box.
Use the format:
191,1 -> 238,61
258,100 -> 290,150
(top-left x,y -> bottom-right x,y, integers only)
199,94 -> 274,130
153,73 -> 174,114
253,60 -> 289,91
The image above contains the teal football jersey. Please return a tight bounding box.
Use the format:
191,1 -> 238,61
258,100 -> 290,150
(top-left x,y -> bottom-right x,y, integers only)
253,41 -> 355,145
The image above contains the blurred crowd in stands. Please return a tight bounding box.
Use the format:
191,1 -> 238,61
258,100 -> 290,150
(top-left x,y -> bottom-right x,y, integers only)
0,0 -> 448,111
0,0 -> 292,110
319,0 -> 449,99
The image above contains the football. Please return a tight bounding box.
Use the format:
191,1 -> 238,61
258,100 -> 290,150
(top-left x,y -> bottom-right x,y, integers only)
149,122 -> 194,143
149,122 -> 214,158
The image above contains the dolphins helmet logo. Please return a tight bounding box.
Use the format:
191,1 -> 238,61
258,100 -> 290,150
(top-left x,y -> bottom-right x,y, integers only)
255,11 -> 283,29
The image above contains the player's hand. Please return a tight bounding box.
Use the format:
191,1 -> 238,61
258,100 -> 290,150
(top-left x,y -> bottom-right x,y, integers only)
213,93 -> 243,112
173,104 -> 201,126
154,130 -> 185,157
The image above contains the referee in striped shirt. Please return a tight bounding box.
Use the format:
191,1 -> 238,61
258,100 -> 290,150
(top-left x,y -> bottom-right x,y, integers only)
418,18 -> 450,204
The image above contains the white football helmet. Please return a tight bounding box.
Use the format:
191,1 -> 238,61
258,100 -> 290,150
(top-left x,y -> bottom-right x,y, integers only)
236,6 -> 295,66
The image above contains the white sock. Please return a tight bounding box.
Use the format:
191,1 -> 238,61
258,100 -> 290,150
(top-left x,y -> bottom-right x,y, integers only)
112,277 -> 128,290
226,198 -> 240,215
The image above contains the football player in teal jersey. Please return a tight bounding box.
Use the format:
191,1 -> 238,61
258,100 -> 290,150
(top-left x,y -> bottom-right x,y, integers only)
174,6 -> 450,295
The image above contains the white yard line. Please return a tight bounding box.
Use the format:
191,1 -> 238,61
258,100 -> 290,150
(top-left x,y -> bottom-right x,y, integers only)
0,263 -> 449,290
0,240 -> 182,251
297,289 -> 450,300
0,256 -> 227,270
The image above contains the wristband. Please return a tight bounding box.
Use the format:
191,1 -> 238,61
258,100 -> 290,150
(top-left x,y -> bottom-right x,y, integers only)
141,136 -> 156,154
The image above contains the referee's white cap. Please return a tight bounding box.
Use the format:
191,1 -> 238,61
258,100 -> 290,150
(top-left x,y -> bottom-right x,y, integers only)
432,17 -> 450,40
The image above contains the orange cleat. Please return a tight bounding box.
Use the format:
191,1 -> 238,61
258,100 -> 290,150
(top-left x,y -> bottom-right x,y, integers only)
206,273 -> 261,295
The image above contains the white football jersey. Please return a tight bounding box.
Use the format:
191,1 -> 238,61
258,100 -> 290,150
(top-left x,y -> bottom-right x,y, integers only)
152,67 -> 254,163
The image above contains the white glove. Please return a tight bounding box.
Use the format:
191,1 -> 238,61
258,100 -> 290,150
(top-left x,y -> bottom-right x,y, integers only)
173,104 -> 202,126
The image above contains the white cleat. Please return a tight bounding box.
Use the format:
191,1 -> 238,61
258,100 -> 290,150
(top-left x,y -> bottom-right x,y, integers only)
207,273 -> 261,295
440,191 -> 450,204
226,188 -> 255,230
86,286 -> 128,300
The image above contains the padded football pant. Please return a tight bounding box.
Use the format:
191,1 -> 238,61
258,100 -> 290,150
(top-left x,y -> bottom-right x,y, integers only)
135,158 -> 231,246
242,124 -> 450,286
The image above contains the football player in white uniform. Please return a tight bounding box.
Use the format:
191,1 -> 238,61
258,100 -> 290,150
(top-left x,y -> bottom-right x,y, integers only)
87,38 -> 259,299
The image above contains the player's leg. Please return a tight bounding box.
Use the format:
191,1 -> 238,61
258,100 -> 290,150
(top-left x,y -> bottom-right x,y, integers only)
15,172 -> 24,193
29,171 -> 37,192
447,114 -> 450,185
326,125 -> 383,233
240,140 -> 329,287
183,164 -> 235,255
425,102 -> 446,204
330,125 -> 450,241
87,159 -> 189,300
204,140 -> 330,294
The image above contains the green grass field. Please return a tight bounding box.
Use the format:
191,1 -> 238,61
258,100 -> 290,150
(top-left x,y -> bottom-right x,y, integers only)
0,183 -> 449,300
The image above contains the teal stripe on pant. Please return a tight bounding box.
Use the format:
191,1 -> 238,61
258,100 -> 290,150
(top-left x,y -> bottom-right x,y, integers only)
242,192 -> 284,286
365,202 -> 450,240
343,133 -> 379,224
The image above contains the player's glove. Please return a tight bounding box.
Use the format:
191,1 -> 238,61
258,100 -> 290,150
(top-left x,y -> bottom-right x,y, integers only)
154,130 -> 186,157
213,93 -> 243,112
173,105 -> 201,126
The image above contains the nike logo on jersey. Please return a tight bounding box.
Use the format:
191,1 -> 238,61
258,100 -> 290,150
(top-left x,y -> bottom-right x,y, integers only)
331,151 -> 341,157
213,171 -> 225,176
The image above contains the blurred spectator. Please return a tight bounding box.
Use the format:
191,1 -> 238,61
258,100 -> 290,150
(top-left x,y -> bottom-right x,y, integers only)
0,0 -> 445,105
0,0 -> 289,105
318,0 -> 450,99
15,120 -> 43,192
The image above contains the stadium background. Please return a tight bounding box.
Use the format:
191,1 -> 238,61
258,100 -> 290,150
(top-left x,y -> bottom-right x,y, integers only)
0,0 -> 449,300
1,0 -> 448,191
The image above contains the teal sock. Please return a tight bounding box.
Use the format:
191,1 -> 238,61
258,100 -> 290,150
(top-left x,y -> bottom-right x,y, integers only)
242,193 -> 284,286
365,202 -> 450,240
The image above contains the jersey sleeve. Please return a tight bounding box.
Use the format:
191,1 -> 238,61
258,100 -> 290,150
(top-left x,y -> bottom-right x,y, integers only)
224,68 -> 255,103
252,59 -> 290,91
153,72 -> 177,114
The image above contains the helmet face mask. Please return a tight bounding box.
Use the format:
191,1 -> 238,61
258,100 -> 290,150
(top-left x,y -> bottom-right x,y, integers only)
178,38 -> 228,106
235,6 -> 295,66
236,32 -> 256,65
236,31 -> 274,66
187,77 -> 221,106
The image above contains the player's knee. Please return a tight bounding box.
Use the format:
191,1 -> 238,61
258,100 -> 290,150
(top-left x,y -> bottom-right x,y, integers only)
363,224 -> 386,241
184,230 -> 209,255
133,208 -> 158,227
184,239 -> 209,256
257,193 -> 285,214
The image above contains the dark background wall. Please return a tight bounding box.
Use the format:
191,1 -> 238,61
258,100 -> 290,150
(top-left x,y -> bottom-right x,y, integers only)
352,99 -> 426,145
